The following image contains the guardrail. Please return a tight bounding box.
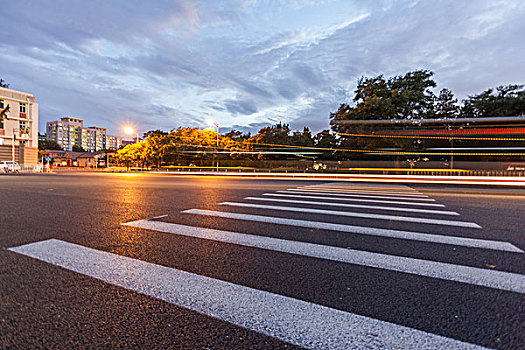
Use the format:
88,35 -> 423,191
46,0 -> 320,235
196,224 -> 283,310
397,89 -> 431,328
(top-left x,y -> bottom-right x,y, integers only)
144,166 -> 525,177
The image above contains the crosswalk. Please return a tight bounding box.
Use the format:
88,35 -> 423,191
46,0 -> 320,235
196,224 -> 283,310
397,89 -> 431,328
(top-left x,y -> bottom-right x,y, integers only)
9,182 -> 525,349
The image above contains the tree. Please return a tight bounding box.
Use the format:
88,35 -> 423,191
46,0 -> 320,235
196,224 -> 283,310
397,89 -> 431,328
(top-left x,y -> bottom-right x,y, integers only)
225,129 -> 251,141
72,144 -> 86,152
461,85 -> 525,117
38,139 -> 62,150
435,88 -> 459,119
251,122 -> 292,160
330,70 -> 438,158
291,127 -> 314,147
0,104 -> 9,129
389,70 -> 436,120
0,79 -> 9,88
252,122 -> 291,145
313,130 -> 337,160
143,129 -> 168,138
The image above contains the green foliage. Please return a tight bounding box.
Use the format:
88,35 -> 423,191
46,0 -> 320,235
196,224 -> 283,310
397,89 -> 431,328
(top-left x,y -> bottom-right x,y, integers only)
0,104 -> 9,128
332,70 -> 437,127
39,139 -> 63,150
143,129 -> 168,138
460,85 -> 525,117
252,122 -> 291,145
291,127 -> 314,147
72,144 -> 86,152
313,130 -> 337,159
435,88 -> 459,119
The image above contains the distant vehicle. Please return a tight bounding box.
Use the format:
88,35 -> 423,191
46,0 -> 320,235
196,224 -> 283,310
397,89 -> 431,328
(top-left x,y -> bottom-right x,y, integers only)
0,161 -> 21,173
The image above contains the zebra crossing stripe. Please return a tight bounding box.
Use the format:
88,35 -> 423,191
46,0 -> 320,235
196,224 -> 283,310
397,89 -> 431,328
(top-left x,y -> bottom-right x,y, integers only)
308,183 -> 419,193
122,219 -> 525,294
244,197 -> 459,216
9,239 -> 491,350
182,209 -> 522,253
219,202 -> 481,228
280,190 -> 437,202
293,187 -> 429,197
298,185 -> 422,194
263,193 -> 446,207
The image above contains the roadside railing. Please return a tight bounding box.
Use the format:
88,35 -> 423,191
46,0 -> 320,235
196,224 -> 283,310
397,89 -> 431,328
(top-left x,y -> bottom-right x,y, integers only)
145,166 -> 525,177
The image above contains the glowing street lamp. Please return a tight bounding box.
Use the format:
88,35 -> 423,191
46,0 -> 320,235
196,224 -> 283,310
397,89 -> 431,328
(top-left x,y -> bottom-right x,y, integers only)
124,126 -> 138,144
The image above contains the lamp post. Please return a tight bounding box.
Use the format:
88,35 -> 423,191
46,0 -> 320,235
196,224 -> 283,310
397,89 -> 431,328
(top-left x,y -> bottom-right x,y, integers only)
212,122 -> 219,171
124,126 -> 138,144
12,129 -> 16,170
124,126 -> 139,170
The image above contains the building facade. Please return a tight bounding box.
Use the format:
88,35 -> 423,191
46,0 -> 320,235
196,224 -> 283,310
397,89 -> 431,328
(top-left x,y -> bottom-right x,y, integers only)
0,86 -> 39,166
46,117 -> 121,151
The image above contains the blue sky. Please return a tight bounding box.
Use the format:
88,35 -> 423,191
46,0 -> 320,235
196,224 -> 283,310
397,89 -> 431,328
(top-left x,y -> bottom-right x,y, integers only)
1,0 -> 524,136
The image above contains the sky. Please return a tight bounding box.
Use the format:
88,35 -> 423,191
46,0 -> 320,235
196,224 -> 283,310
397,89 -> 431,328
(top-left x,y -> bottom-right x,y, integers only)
1,0 -> 524,137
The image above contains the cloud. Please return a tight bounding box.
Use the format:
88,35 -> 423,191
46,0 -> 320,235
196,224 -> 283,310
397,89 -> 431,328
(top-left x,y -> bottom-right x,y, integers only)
1,0 -> 524,137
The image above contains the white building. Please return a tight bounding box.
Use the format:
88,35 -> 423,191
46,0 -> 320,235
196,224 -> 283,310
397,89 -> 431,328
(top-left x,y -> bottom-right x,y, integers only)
0,86 -> 39,166
46,117 -> 122,152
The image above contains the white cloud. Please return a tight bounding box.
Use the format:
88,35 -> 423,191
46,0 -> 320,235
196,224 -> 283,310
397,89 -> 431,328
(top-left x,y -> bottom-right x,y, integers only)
1,0 -> 524,136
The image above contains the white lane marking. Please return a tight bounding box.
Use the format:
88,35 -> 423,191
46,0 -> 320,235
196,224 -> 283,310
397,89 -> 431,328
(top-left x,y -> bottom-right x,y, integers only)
182,209 -> 522,253
220,202 -> 481,228
9,239 -> 491,350
245,197 -> 459,216
150,214 -> 169,220
264,193 -> 446,208
302,185 -> 422,193
282,190 -> 437,202
122,219 -> 525,294
293,188 -> 429,197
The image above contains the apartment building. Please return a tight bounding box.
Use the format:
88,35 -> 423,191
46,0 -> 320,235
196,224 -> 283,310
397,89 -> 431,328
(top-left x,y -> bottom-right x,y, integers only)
46,117 -> 122,152
106,134 -> 122,150
0,86 -> 39,166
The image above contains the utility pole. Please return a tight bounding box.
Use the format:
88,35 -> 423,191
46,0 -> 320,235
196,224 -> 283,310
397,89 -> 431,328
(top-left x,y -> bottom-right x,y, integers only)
450,137 -> 454,169
213,122 -> 219,172
12,129 -> 16,169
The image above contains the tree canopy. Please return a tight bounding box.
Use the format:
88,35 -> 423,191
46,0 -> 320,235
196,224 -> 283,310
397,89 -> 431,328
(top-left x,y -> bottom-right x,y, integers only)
38,139 -> 63,150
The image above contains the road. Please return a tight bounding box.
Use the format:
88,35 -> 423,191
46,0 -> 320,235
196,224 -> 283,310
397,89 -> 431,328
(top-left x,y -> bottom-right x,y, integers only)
1,173 -> 524,349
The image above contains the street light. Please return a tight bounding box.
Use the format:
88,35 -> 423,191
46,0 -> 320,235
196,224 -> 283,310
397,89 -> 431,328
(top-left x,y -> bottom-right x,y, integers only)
124,126 -> 138,144
207,120 -> 219,171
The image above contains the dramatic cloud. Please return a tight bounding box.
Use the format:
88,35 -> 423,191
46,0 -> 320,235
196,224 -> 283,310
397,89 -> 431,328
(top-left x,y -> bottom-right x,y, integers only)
1,0 -> 524,136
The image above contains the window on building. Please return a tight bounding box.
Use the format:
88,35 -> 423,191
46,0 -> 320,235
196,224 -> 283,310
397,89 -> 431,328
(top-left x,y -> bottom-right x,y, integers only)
0,99 -> 4,109
19,121 -> 28,134
20,103 -> 26,113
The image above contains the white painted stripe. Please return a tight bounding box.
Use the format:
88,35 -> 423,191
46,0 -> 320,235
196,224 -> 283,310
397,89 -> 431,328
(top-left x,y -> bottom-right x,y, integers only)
303,185 -> 421,193
294,186 -> 428,197
122,219 -> 525,294
220,202 -> 481,228
307,185 -> 416,190
313,183 -> 414,188
9,239 -> 491,350
150,214 -> 169,220
245,197 -> 459,216
264,193 -> 446,207
284,189 -> 437,201
182,209 -> 522,253
294,187 -> 429,197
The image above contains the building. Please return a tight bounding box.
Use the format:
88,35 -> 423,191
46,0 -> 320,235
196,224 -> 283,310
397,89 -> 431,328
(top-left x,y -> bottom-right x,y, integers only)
46,117 -> 122,152
0,86 -> 39,166
106,134 -> 122,150
43,149 -> 108,168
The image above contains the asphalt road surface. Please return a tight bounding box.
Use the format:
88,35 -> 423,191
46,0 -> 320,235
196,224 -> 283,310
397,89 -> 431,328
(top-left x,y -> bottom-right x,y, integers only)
1,173 -> 524,349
